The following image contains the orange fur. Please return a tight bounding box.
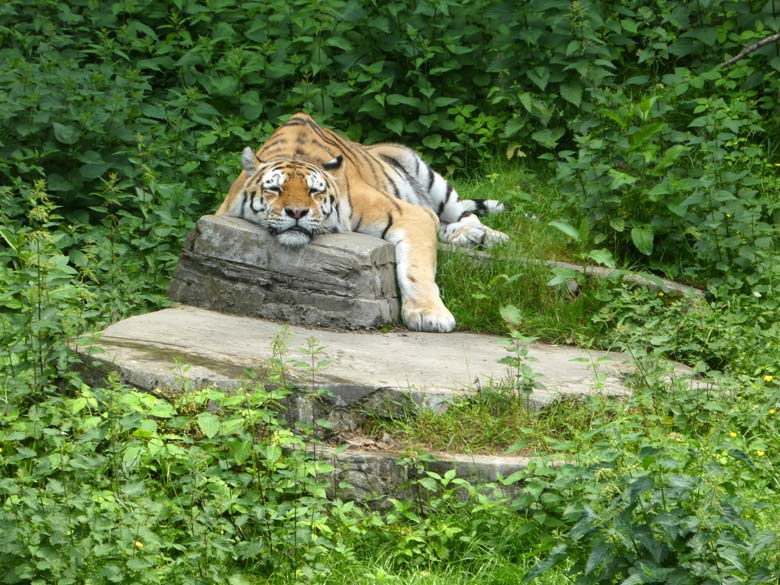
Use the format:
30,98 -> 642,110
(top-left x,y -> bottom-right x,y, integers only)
217,113 -> 507,332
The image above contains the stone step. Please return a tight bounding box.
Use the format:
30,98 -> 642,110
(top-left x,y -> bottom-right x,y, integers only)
320,446 -> 536,501
75,305 -> 639,434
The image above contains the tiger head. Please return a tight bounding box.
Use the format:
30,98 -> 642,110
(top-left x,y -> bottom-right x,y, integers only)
240,147 -> 345,247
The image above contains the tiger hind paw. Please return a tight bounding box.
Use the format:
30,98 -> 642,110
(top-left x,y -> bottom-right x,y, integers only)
439,215 -> 509,248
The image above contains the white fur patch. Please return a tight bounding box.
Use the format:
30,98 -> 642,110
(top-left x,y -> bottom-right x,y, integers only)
276,229 -> 311,247
242,147 -> 257,175
261,169 -> 286,191
440,215 -> 509,247
306,171 -> 326,193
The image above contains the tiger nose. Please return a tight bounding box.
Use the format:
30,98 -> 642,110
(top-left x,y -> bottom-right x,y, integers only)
284,207 -> 309,220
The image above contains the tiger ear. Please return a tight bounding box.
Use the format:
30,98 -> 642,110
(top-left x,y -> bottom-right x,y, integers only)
323,154 -> 343,171
242,147 -> 262,176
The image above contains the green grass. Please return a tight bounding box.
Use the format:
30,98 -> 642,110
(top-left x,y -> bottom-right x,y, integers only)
362,388 -> 609,456
437,162 -> 609,344
277,556 -> 575,584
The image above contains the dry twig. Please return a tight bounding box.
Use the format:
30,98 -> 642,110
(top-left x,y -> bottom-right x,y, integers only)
720,32 -> 780,68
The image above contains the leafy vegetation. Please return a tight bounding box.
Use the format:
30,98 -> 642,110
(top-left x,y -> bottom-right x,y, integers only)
3,0 -> 780,582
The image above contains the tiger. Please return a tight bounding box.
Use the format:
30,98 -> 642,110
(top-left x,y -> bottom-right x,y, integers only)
217,112 -> 508,333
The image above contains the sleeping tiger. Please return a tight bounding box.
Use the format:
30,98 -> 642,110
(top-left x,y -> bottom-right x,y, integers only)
217,113 -> 508,333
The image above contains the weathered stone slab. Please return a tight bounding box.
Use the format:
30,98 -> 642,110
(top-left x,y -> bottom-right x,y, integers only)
168,215 -> 400,329
75,306 -> 647,433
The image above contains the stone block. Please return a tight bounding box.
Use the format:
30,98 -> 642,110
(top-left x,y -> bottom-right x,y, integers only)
168,215 -> 400,329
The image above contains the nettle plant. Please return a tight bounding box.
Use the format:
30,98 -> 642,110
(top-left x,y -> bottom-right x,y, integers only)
552,63 -> 780,291
517,376 -> 780,584
0,379 -> 345,583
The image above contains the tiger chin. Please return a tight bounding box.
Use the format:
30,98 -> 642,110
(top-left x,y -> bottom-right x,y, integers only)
217,113 -> 508,333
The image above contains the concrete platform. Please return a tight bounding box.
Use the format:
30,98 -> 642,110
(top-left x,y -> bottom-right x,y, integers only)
76,305 -> 637,419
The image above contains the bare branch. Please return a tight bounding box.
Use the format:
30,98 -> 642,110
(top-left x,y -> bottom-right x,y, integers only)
719,32 -> 780,68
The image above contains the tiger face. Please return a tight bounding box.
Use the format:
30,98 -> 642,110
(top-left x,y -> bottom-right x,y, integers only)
240,147 -> 346,247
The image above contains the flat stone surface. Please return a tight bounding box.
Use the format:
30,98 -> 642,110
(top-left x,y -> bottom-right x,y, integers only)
77,305 -> 636,415
168,215 -> 399,329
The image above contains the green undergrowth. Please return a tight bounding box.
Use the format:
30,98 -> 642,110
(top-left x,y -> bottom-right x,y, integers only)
438,162 -> 610,342
362,388 -> 605,456
438,246 -> 606,342
278,557 -> 572,585
3,348 -> 780,583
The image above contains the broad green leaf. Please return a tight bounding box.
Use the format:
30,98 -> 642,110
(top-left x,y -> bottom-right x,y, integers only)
654,144 -> 689,173
133,419 -> 157,438
688,116 -> 709,128
265,444 -> 282,464
600,108 -> 627,128
531,128 -> 564,149
433,97 -> 458,107
230,439 -> 252,465
141,104 -> 167,120
559,82 -> 582,106
631,225 -> 655,256
446,44 -> 473,55
527,66 -> 549,91
385,94 -> 420,107
80,162 -> 109,180
499,304 -> 523,326
419,477 -> 439,492
422,134 -> 442,149
385,118 -> 403,135
609,217 -> 625,232
621,18 -> 638,33
326,37 -> 353,51
52,122 -> 79,145
504,116 -> 525,137
585,543 -> 610,575
549,220 -> 580,241
149,399 -> 174,419
688,27 -> 717,46
629,122 -> 667,150
68,249 -> 88,267
626,74 -> 650,85
608,168 -> 638,189
518,92 -> 534,113
503,470 -> 526,485
197,412 -> 220,438
122,445 -> 143,471
71,397 -> 88,414
197,133 -> 219,148
667,201 -> 688,217
588,248 -> 615,268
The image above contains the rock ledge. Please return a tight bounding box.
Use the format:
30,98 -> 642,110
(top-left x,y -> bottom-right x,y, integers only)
168,215 -> 400,329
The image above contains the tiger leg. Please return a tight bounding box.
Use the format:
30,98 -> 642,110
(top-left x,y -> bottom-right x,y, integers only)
439,214 -> 509,248
367,143 -> 509,248
352,192 -> 455,332
434,176 -> 509,247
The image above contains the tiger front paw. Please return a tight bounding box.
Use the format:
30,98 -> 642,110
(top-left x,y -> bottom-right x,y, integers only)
402,301 -> 456,333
